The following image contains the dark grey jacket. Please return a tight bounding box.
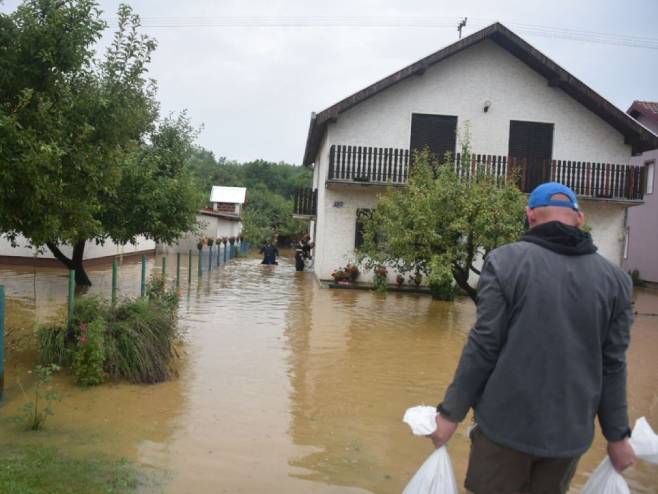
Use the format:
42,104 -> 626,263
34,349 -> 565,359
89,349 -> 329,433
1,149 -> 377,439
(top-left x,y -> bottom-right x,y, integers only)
439,223 -> 633,458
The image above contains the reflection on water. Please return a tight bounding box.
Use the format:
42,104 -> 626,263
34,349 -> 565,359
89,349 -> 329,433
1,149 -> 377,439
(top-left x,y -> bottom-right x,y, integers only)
0,254 -> 657,493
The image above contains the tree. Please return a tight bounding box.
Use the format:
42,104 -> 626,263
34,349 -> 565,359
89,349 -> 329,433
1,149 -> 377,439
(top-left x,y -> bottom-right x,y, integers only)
241,184 -> 306,244
0,1 -> 201,285
357,147 -> 527,302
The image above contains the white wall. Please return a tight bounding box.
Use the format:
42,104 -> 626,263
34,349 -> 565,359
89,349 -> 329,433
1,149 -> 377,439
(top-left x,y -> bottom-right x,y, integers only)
311,38 -> 633,281
158,214 -> 242,254
0,234 -> 155,261
325,39 -> 630,163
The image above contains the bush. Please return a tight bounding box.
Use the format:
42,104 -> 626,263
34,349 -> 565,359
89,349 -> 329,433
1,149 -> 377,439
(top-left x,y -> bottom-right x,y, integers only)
373,266 -> 388,293
37,277 -> 179,385
72,320 -> 106,385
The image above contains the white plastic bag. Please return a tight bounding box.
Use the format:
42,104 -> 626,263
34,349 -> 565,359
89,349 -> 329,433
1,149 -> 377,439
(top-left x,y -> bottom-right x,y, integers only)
401,406 -> 459,494
581,417 -> 658,494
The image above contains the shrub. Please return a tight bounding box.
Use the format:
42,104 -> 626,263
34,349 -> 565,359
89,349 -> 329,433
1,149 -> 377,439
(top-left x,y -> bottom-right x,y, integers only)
373,266 -> 388,293
37,277 -> 179,385
72,320 -> 106,385
15,364 -> 61,431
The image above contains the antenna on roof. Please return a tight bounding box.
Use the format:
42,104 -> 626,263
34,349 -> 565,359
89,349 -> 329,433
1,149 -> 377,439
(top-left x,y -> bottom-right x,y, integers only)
457,17 -> 468,39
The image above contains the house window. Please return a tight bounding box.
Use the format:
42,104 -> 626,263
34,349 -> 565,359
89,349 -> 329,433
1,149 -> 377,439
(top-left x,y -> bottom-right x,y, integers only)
646,160 -> 655,195
410,113 -> 458,163
355,209 -> 373,248
508,120 -> 554,190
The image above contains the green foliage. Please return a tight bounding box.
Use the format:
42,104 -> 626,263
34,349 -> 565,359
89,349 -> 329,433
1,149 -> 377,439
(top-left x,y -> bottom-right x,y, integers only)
72,320 -> 105,386
0,444 -> 140,494
241,184 -> 306,242
15,364 -> 61,431
358,141 -> 527,302
372,266 -> 389,293
187,150 -> 312,242
0,1 -> 201,283
37,277 -> 179,385
629,269 -> 645,288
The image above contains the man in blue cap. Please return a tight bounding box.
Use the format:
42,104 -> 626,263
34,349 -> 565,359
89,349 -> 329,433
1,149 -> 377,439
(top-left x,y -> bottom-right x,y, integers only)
429,182 -> 636,493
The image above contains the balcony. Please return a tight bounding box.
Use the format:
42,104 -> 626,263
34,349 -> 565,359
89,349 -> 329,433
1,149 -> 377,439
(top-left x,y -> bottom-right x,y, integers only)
328,145 -> 409,186
293,188 -> 317,218
326,144 -> 645,202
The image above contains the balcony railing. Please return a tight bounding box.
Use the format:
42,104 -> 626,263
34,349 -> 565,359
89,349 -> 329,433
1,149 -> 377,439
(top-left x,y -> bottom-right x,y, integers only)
326,143 -> 645,201
453,154 -> 645,201
294,188 -> 317,217
328,145 -> 409,184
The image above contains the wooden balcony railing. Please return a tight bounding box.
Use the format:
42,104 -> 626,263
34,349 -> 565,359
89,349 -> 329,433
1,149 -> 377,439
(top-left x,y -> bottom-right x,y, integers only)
294,188 -> 317,217
326,143 -> 645,201
453,153 -> 645,201
328,145 -> 409,184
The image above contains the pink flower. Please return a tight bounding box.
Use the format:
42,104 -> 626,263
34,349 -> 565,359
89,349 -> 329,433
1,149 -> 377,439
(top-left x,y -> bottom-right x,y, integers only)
79,335 -> 88,346
80,323 -> 88,333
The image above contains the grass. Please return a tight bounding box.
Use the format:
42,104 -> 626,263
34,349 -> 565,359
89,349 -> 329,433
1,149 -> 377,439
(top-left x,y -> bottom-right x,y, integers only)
0,444 -> 140,494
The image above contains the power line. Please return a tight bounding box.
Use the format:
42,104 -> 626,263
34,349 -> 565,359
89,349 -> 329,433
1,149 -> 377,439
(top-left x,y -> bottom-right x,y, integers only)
102,16 -> 658,50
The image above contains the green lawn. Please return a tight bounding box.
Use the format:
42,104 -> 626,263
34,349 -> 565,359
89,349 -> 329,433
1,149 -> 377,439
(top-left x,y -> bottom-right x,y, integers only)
0,444 -> 140,494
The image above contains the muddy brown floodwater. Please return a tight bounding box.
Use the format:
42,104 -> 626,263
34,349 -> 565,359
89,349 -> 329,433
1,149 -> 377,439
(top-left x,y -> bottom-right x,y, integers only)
0,253 -> 657,493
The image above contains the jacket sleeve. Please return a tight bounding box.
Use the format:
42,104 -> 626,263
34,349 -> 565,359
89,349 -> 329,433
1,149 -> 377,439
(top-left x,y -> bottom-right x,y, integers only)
438,256 -> 509,422
598,275 -> 633,442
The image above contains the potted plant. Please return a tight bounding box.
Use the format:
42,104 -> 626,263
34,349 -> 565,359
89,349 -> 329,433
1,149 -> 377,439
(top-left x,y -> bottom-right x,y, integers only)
228,236 -> 236,245
344,263 -> 360,282
331,269 -> 348,284
222,237 -> 228,245
396,274 -> 405,287
411,271 -> 422,287
196,239 -> 205,251
207,238 -> 214,247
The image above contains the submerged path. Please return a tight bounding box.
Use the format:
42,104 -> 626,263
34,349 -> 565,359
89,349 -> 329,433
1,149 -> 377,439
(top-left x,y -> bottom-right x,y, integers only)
1,253 -> 657,493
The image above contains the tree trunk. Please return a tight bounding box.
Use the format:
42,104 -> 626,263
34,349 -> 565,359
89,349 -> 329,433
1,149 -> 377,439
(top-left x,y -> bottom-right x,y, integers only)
452,263 -> 477,303
46,240 -> 92,286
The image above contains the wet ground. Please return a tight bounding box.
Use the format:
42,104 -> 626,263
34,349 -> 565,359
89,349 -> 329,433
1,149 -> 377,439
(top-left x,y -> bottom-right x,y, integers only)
0,252 -> 657,493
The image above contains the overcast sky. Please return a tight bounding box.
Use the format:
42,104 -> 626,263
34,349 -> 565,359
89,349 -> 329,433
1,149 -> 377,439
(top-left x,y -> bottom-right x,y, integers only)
2,0 -> 657,164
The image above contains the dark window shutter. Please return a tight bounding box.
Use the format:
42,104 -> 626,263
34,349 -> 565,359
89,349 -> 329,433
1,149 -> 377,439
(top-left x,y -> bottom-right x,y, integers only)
509,120 -> 554,189
410,114 -> 458,163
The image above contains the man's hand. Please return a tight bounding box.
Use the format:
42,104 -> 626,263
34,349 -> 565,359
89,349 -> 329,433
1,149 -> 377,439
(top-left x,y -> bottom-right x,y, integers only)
607,439 -> 636,472
428,414 -> 459,449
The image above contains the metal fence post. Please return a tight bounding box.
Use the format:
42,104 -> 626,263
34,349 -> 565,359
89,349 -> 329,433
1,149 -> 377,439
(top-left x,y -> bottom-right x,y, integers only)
198,248 -> 203,278
176,252 -> 181,288
208,245 -> 213,272
111,259 -> 118,305
141,255 -> 147,297
188,250 -> 192,284
68,270 -> 75,326
0,285 -> 4,401
224,243 -> 228,263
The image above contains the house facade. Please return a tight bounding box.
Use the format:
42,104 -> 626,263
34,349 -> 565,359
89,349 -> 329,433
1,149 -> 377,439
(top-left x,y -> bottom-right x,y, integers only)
296,23 -> 657,284
159,186 -> 246,253
622,101 -> 658,283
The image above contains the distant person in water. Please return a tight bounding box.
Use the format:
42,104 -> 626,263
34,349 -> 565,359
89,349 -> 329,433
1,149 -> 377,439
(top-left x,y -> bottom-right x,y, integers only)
260,239 -> 279,265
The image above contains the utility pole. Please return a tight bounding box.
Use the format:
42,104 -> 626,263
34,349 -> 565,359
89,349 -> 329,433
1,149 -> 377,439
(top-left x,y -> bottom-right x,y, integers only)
457,17 -> 468,39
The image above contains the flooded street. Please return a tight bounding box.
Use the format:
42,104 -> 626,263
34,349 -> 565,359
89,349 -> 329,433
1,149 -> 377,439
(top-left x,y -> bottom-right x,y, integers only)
1,253 -> 657,493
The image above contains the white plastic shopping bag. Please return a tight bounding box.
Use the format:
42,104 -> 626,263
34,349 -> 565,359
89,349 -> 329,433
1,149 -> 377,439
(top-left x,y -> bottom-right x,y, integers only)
401,406 -> 458,494
581,417 -> 658,494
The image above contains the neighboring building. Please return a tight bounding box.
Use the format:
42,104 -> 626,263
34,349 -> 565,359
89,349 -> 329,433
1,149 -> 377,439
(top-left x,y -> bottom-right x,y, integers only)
296,23 -> 658,284
0,235 -> 155,266
159,186 -> 246,253
623,101 -> 658,283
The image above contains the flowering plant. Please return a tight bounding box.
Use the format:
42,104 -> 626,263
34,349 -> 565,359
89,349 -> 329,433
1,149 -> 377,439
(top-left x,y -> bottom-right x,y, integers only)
207,238 -> 214,247
396,274 -> 405,287
196,239 -> 205,250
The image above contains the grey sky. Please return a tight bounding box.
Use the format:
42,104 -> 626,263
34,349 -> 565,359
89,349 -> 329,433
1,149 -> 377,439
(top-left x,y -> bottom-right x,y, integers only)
2,0 -> 657,164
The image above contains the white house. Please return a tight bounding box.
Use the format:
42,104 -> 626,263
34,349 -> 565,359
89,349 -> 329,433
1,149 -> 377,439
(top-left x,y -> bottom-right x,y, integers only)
296,23 -> 658,284
159,186 -> 247,253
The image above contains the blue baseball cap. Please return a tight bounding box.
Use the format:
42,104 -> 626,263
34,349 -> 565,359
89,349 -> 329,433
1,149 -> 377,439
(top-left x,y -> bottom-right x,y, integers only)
528,182 -> 579,211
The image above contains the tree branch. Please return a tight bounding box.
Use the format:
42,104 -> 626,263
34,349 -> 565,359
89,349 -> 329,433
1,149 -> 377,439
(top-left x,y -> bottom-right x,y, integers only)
46,242 -> 74,269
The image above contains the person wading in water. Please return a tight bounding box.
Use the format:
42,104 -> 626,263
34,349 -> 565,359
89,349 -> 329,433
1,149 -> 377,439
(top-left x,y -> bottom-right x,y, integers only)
429,182 -> 636,494
260,239 -> 279,265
